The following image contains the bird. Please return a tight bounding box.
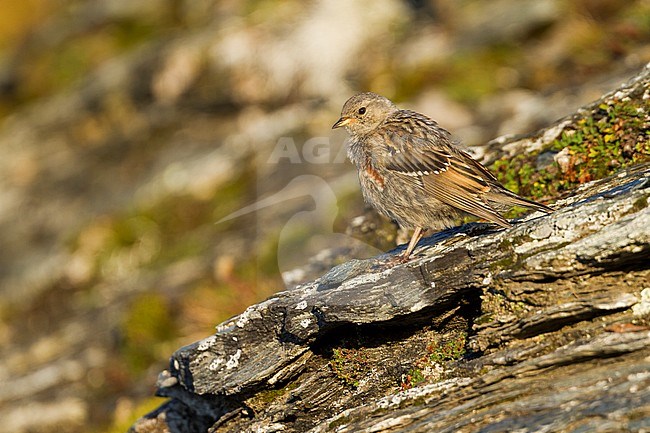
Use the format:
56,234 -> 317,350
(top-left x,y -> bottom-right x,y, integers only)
332,92 -> 553,262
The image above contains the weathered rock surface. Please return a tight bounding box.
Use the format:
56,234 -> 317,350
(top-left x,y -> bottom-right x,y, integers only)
130,67 -> 650,432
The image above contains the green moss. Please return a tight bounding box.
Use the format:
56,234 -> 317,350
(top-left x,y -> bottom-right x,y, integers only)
491,96 -> 650,206
400,368 -> 426,390
473,313 -> 494,326
428,331 -> 467,363
490,255 -> 516,272
248,381 -> 299,407
399,330 -> 468,390
330,347 -> 370,388
488,238 -> 525,271
479,289 -> 531,327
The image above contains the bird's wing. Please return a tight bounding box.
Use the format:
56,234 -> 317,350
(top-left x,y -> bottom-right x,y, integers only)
381,112 -> 511,227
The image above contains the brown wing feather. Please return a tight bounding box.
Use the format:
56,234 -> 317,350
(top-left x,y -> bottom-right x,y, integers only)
421,167 -> 511,228
382,111 -> 514,226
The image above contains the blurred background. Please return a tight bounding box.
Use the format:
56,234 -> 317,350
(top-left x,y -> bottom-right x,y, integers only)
0,0 -> 648,431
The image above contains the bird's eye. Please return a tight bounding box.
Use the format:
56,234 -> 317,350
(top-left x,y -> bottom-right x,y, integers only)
358,107 -> 366,115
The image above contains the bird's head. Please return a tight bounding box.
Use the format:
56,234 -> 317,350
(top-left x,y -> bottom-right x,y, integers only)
332,92 -> 398,137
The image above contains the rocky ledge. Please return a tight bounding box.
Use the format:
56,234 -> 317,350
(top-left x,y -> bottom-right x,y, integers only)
130,67 -> 650,433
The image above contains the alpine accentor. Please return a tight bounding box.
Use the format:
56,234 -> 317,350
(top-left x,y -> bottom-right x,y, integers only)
333,92 -> 553,261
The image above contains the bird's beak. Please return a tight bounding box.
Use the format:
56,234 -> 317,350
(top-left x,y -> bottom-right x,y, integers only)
332,117 -> 351,129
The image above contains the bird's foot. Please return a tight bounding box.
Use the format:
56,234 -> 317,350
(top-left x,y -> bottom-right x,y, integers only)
371,252 -> 413,270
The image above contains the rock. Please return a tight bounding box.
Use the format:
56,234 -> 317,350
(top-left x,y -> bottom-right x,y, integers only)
130,65 -> 650,432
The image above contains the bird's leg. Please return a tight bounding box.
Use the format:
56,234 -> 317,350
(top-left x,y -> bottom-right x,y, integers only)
401,227 -> 424,262
372,227 -> 427,270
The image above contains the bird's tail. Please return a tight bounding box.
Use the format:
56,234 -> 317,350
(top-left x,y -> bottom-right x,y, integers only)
488,188 -> 554,214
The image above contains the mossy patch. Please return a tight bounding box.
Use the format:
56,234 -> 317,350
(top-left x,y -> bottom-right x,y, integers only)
400,330 -> 468,390
247,381 -> 299,410
490,255 -> 516,272
428,331 -> 467,364
330,347 -> 371,388
491,95 -> 650,216
400,368 -> 426,390
477,289 -> 529,328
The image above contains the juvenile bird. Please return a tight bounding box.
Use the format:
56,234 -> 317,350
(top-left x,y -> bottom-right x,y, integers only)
333,92 -> 553,261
